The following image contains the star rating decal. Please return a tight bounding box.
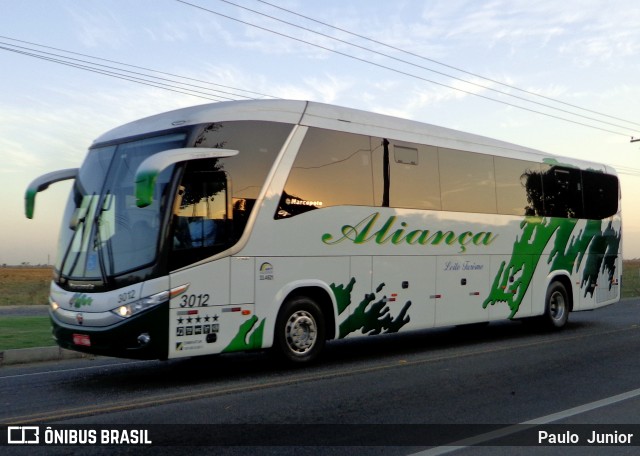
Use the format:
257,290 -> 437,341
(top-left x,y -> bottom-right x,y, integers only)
176,313 -> 222,339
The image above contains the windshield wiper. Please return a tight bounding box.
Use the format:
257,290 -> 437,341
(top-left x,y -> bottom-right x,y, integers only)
58,192 -> 95,278
93,191 -> 112,286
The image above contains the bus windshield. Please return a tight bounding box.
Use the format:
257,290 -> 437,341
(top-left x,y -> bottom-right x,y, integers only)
56,133 -> 187,282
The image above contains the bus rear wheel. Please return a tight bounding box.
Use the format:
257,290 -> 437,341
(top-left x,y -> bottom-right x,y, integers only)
274,296 -> 326,364
543,281 -> 570,329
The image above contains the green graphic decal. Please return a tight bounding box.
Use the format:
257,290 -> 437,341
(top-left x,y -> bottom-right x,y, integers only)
330,278 -> 411,338
222,316 -> 265,352
331,277 -> 356,314
484,217 -> 621,318
553,220 -> 621,296
69,293 -> 93,309
322,212 -> 497,253
542,158 -> 577,169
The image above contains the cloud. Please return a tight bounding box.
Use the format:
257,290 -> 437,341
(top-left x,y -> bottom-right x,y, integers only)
66,6 -> 131,49
301,74 -> 355,103
417,0 -> 640,66
0,79 -> 208,178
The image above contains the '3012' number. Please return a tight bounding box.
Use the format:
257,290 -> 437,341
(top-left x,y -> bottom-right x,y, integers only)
180,294 -> 210,307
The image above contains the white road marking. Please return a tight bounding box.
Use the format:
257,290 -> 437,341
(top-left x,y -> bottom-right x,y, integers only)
410,386 -> 640,456
0,360 -> 153,379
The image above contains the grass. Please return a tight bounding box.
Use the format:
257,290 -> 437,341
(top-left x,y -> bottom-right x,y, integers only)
622,260 -> 640,299
0,316 -> 55,351
0,267 -> 52,307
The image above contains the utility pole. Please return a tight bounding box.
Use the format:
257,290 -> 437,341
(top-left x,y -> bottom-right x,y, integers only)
631,137 -> 640,143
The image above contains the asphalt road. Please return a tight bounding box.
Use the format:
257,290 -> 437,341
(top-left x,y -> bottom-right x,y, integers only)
2,299 -> 640,455
0,304 -> 48,317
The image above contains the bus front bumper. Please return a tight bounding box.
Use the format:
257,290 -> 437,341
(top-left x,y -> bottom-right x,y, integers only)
50,303 -> 169,360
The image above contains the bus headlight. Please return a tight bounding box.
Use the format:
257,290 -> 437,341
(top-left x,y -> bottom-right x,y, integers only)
112,290 -> 170,318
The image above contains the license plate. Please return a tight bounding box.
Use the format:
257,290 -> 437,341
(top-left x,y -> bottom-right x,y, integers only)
72,334 -> 91,347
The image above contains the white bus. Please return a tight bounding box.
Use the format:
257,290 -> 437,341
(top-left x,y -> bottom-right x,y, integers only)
26,100 -> 622,363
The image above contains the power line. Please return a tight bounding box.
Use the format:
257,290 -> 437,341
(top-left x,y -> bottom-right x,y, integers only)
612,162 -> 640,174
0,43 -> 233,102
256,0 -> 640,130
218,0 -> 635,132
219,0 -> 639,134
0,37 -> 280,103
174,0 -> 636,138
0,35 -> 277,101
3,42 -> 640,178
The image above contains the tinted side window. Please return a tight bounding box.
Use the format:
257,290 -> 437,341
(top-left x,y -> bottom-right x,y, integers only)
193,120 -> 293,234
582,171 -> 618,219
278,128 -> 373,218
277,127 -> 617,220
439,148 -> 497,214
495,157 -> 544,216
170,167 -> 231,269
371,141 -> 442,210
542,166 -> 583,218
193,121 -> 292,202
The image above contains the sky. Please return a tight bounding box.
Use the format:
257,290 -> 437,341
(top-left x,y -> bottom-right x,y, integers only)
1,0 -> 639,265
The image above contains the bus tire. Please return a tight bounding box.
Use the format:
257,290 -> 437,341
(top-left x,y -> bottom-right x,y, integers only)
543,281 -> 570,329
274,296 -> 326,364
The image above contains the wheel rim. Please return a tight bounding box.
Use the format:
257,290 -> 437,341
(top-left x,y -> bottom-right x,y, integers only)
284,310 -> 317,355
549,290 -> 566,322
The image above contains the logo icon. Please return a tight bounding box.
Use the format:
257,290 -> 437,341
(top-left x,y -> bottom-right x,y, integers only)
69,293 -> 93,309
259,262 -> 274,281
7,426 -> 40,444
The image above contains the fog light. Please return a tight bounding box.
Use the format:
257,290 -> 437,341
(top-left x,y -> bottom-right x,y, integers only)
137,333 -> 151,346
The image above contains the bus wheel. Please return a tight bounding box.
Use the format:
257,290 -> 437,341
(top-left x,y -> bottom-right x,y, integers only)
544,281 -> 569,329
275,296 -> 326,364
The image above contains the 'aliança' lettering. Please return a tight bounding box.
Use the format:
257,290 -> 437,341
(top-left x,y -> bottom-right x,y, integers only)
321,212 -> 497,253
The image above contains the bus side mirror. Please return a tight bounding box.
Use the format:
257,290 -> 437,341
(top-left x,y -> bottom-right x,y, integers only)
25,168 -> 79,219
134,148 -> 239,208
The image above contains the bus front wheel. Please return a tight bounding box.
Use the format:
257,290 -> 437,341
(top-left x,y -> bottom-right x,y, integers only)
543,281 -> 570,329
274,296 -> 326,364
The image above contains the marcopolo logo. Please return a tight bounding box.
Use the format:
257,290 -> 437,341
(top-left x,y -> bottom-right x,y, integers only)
321,212 -> 498,253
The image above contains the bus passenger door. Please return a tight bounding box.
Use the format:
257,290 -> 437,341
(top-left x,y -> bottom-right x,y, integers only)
369,256 -> 436,334
169,260 -> 234,359
435,256 -> 492,326
166,165 -> 253,358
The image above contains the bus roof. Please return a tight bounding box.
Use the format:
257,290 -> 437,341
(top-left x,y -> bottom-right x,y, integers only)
93,99 -> 613,174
